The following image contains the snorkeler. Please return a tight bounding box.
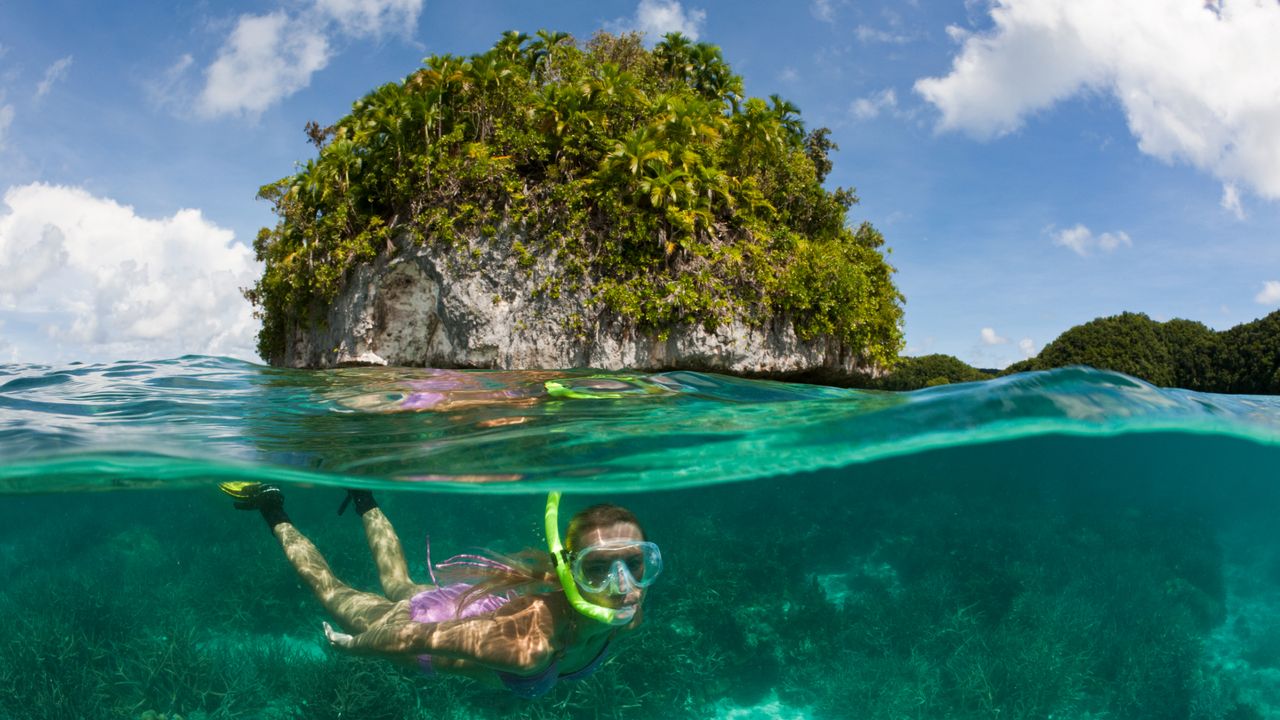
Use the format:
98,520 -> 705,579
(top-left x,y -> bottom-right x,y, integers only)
218,483 -> 661,698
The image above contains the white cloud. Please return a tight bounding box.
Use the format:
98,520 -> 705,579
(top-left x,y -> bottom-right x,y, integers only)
944,24 -> 971,44
314,0 -> 423,38
1256,281 -> 1280,306
195,1 -> 423,118
35,56 -> 73,99
855,25 -> 911,44
1049,223 -> 1131,257
0,183 -> 260,362
915,0 -> 1280,199
851,88 -> 898,120
146,54 -> 196,113
633,0 -> 707,41
1220,182 -> 1245,220
0,102 -> 12,151
199,12 -> 330,118
981,327 -> 1008,345
811,0 -> 835,24
1018,338 -> 1036,357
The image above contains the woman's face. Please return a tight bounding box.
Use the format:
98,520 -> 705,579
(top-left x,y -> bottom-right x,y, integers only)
572,521 -> 647,609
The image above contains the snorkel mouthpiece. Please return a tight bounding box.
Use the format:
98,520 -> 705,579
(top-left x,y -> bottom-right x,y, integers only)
545,492 -> 636,626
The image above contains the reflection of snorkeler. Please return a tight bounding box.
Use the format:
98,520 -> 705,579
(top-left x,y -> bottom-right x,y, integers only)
218,483 -> 661,698
336,369 -> 564,413
336,369 -> 687,414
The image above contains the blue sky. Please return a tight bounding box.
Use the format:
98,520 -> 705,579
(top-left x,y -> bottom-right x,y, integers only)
1,0 -> 1277,368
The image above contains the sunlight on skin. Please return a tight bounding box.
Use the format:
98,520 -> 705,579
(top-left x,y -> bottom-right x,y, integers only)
572,522 -> 647,610
316,515 -> 649,677
327,598 -> 558,672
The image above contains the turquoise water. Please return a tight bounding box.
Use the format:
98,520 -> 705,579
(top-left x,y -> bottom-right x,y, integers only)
3,357 -> 1280,719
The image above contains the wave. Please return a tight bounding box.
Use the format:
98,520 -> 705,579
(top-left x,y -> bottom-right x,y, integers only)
1,356 -> 1279,494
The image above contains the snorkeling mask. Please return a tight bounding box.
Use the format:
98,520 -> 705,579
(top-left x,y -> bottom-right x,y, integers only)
544,491 -> 662,626
571,540 -> 663,594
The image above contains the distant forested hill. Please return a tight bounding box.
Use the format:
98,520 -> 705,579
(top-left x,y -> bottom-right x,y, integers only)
877,311 -> 1280,394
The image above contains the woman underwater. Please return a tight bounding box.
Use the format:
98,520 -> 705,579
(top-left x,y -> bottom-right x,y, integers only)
218,482 -> 662,699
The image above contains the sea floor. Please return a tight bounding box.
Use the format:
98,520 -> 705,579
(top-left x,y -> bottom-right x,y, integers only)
3,434 -> 1280,719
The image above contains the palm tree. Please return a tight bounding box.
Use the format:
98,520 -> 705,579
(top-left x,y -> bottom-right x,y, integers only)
492,30 -> 529,65
582,62 -> 644,121
690,160 -> 734,215
542,83 -> 579,133
638,167 -> 689,210
294,159 -> 324,209
405,90 -> 441,151
415,55 -> 468,135
727,97 -> 783,171
653,94 -> 723,150
637,167 -> 691,257
654,32 -> 694,82
467,54 -> 514,142
528,30 -> 572,81
688,42 -> 741,108
768,94 -> 804,146
354,83 -> 410,175
603,128 -> 669,178
321,138 -> 364,215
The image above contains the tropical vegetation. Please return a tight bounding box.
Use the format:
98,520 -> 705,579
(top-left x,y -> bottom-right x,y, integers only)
1005,310 -> 1280,394
245,30 -> 903,368
874,353 -> 994,390
875,311 -> 1280,393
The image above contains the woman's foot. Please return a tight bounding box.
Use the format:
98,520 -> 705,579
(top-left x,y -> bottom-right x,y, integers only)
337,488 -> 379,516
219,481 -> 289,528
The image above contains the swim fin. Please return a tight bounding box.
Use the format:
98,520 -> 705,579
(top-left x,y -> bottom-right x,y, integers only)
218,481 -> 284,511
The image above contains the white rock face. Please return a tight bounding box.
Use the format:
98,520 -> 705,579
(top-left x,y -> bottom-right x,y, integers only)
279,231 -> 871,380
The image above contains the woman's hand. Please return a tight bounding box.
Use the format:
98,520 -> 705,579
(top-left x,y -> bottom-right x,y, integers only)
323,620 -> 405,656
323,622 -> 356,651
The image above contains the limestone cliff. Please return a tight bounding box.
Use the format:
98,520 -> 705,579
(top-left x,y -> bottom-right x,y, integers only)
280,231 -> 870,381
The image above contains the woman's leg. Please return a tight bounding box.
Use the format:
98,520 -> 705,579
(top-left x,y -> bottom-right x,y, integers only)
347,491 -> 432,601
222,482 -> 397,633
272,521 -> 400,633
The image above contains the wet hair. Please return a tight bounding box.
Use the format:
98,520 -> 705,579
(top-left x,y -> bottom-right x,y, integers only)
566,504 -> 645,551
438,503 -> 645,615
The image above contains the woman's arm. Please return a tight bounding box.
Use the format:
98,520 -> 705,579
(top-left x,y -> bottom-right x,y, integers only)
324,596 -> 560,674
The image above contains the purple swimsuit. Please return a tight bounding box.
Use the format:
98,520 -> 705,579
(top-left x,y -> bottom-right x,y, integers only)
409,583 -> 612,699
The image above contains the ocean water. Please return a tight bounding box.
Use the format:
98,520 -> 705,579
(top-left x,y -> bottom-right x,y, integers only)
2,357 -> 1280,720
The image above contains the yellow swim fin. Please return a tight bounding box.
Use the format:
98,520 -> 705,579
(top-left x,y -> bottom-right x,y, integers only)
218,481 -> 264,500
218,481 -> 283,512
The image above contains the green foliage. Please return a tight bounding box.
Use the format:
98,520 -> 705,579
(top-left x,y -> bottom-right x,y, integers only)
876,353 -> 993,391
1212,312 -> 1280,394
1027,312 -> 1178,386
245,29 -> 903,367
1162,318 -> 1220,391
1004,310 -> 1280,394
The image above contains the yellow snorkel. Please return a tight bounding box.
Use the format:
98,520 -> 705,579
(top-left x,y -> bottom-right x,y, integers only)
545,491 -> 637,626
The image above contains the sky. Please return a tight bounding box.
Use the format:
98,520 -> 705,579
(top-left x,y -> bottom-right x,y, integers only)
0,0 -> 1278,369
